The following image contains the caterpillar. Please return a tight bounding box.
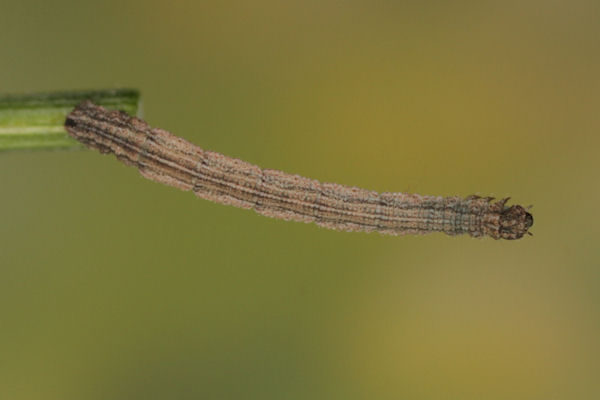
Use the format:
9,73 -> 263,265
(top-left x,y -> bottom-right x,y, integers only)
65,101 -> 533,240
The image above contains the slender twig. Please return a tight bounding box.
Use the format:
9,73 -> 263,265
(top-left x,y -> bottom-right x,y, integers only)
65,101 -> 533,240
0,89 -> 140,151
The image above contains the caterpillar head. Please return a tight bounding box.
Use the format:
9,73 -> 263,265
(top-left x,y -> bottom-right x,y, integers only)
497,204 -> 534,240
486,199 -> 534,240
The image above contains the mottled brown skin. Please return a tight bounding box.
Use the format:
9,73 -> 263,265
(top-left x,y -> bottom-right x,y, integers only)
65,101 -> 533,240
479,197 -> 533,239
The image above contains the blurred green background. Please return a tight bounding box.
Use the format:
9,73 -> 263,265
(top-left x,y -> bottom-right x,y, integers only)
1,1 -> 598,399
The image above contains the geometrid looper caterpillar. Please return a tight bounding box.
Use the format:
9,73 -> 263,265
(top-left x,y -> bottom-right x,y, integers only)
65,101 -> 533,240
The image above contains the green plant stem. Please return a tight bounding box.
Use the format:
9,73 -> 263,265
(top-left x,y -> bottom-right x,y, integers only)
0,89 -> 140,151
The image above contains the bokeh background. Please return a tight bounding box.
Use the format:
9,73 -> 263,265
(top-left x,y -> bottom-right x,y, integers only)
1,1 -> 599,399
